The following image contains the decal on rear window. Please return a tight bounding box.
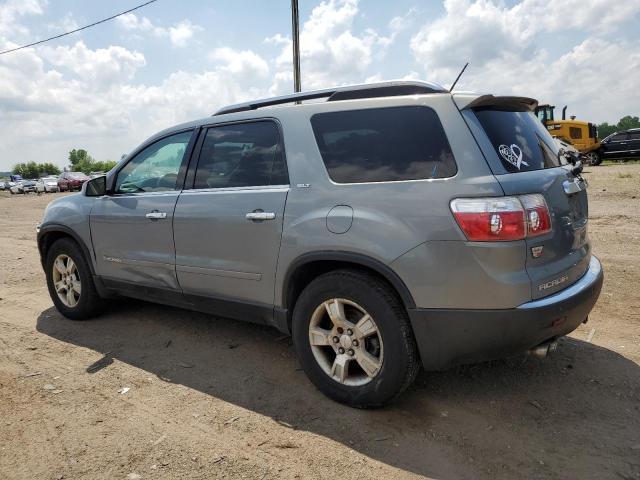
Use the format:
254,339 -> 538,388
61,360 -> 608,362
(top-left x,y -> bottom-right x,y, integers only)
474,110 -> 567,173
498,144 -> 528,170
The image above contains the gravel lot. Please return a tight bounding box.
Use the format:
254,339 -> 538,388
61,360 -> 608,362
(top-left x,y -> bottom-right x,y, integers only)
1,164 -> 639,480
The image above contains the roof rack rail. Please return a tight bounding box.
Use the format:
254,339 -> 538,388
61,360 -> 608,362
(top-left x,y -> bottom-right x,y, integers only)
213,80 -> 447,116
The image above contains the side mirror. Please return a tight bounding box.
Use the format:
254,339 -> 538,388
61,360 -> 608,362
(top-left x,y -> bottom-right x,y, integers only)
84,176 -> 106,197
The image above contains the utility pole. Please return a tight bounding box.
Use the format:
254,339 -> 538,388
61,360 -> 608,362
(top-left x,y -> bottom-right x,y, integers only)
291,0 -> 301,92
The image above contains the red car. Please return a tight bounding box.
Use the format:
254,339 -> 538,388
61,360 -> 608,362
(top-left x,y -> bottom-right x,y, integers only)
57,172 -> 90,192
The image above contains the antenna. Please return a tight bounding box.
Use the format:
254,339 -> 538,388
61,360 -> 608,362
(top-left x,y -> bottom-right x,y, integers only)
449,62 -> 469,92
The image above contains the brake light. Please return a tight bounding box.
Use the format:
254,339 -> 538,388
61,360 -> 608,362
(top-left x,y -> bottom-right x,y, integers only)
520,194 -> 552,237
450,194 -> 551,241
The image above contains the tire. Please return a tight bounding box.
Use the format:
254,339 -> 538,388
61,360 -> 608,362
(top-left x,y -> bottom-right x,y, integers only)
585,151 -> 602,166
292,269 -> 420,408
45,238 -> 105,320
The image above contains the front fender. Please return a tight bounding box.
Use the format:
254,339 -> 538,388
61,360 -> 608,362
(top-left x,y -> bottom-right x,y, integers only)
37,194 -> 96,272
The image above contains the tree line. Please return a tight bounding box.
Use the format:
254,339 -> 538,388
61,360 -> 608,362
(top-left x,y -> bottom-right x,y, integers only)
597,115 -> 640,139
12,162 -> 61,178
11,149 -> 117,178
67,149 -> 117,175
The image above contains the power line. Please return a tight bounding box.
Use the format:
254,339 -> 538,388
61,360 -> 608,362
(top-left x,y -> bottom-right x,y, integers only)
0,0 -> 159,56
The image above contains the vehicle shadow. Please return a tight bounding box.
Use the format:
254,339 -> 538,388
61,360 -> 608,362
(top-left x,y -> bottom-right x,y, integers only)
36,301 -> 640,480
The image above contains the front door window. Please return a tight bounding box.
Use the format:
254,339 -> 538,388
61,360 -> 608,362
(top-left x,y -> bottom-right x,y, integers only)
116,131 -> 192,193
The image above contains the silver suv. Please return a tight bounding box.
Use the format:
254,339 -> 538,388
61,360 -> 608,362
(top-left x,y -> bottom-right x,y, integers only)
37,81 -> 603,407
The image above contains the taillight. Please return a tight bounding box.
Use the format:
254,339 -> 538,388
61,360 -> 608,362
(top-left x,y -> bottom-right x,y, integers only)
450,194 -> 551,241
520,194 -> 552,237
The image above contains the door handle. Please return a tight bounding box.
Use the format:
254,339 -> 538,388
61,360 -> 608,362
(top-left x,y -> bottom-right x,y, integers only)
145,211 -> 167,219
246,212 -> 276,221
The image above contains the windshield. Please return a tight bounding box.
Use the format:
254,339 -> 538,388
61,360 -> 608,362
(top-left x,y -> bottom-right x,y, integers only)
474,110 -> 567,173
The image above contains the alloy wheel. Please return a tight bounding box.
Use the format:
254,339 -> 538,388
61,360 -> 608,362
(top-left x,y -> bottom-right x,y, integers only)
52,254 -> 81,307
308,298 -> 384,386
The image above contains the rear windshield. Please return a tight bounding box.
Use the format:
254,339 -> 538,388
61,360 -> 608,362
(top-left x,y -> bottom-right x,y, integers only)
311,106 -> 457,183
474,110 -> 567,173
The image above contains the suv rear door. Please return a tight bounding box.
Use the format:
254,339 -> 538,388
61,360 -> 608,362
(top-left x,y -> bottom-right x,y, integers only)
461,98 -> 591,299
627,131 -> 640,157
172,120 -> 289,318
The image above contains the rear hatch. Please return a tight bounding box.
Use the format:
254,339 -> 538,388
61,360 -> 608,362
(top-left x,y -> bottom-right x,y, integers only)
460,96 -> 591,299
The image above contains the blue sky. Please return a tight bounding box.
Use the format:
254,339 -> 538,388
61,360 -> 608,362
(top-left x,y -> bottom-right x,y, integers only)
0,0 -> 638,170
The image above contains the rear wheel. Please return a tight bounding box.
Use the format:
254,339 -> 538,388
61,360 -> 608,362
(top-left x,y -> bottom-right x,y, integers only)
292,270 -> 419,407
45,238 -> 105,320
585,151 -> 602,166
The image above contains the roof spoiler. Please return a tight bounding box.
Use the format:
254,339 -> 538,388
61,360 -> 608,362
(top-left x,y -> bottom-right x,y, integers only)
457,95 -> 538,112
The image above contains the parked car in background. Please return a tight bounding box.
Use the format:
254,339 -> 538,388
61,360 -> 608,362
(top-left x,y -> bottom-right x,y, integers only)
58,172 -> 90,191
0,181 -> 8,190
10,180 -> 37,194
37,81 -> 604,407
36,177 -> 60,193
89,171 -> 106,179
600,128 -> 640,160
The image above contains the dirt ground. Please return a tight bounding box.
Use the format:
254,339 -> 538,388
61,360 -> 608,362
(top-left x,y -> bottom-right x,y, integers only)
1,164 -> 639,480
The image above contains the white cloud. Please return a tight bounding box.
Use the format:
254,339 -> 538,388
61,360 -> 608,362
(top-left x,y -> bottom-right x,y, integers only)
411,0 -> 640,80
116,13 -> 156,33
0,0 -> 45,43
116,14 -> 201,47
409,0 -> 640,122
47,12 -> 80,33
210,47 -> 269,78
263,33 -> 289,46
0,39 -> 268,168
41,41 -> 145,85
270,0 -> 400,92
168,20 -> 201,48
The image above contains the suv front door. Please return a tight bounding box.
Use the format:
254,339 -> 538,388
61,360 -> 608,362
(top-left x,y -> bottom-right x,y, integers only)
90,130 -> 194,290
173,121 -> 289,319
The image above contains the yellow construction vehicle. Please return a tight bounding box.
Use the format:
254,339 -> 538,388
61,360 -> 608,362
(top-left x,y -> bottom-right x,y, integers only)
535,104 -> 602,165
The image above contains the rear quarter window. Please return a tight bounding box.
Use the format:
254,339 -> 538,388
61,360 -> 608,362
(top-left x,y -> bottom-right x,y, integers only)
310,106 -> 457,183
474,110 -> 566,173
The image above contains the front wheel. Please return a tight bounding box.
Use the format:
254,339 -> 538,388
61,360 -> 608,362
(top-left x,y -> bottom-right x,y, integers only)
292,270 -> 419,408
585,151 -> 602,166
45,238 -> 105,320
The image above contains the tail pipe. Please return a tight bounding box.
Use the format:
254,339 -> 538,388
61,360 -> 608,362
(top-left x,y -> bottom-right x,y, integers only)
562,106 -> 567,120
528,339 -> 558,359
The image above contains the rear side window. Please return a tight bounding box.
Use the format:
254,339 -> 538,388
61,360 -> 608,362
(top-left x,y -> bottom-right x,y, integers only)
474,110 -> 566,173
611,133 -> 628,141
310,106 -> 457,183
194,121 -> 288,189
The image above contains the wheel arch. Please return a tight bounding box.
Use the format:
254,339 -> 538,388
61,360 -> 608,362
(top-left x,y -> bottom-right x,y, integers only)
37,225 -> 96,276
280,251 -> 416,331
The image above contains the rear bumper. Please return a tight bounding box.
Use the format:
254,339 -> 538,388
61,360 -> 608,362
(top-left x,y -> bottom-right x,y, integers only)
408,256 -> 604,370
